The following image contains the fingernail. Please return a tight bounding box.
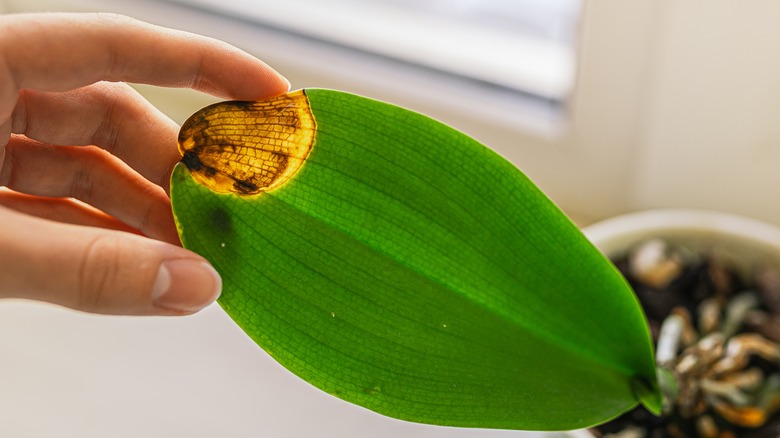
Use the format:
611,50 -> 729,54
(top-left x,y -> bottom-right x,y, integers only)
152,259 -> 222,312
281,75 -> 291,91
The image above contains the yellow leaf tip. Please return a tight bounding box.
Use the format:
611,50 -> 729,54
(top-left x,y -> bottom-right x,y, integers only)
177,89 -> 316,195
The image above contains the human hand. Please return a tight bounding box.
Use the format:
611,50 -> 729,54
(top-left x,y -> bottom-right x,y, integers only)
0,13 -> 290,315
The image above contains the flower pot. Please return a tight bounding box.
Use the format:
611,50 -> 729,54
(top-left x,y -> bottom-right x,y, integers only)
584,209 -> 780,276
569,209 -> 780,437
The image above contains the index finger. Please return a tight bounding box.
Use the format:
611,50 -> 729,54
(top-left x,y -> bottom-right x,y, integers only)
0,13 -> 290,119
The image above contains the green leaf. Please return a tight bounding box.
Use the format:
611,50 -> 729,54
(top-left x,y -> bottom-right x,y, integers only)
170,88 -> 658,430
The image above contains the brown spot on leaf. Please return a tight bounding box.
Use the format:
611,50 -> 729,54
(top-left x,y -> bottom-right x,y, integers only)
177,90 -> 315,195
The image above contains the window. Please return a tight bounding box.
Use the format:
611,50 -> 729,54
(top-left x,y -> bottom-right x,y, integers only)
166,0 -> 582,108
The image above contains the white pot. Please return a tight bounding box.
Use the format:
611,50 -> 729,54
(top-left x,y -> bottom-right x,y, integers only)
584,209 -> 780,275
567,208 -> 780,437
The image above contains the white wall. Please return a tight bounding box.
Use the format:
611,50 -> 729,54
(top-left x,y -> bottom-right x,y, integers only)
630,1 -> 780,226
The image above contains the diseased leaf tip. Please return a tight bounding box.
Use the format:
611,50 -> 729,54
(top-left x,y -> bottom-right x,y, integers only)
177,89 -> 316,195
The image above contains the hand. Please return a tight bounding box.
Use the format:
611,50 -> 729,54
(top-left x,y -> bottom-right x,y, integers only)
0,13 -> 290,315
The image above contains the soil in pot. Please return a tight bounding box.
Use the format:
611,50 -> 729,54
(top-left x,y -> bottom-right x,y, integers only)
591,239 -> 780,438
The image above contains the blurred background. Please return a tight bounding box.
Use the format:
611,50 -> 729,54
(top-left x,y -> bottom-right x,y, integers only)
2,0 -> 780,436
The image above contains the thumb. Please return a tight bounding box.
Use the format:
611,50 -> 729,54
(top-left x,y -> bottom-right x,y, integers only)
0,205 -> 221,315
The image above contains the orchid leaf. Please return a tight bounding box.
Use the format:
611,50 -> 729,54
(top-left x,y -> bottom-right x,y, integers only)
170,88 -> 659,430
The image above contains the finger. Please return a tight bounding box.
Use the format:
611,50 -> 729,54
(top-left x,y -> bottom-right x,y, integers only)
0,188 -> 141,235
1,135 -> 179,245
13,82 -> 181,191
0,205 -> 221,315
0,12 -> 290,122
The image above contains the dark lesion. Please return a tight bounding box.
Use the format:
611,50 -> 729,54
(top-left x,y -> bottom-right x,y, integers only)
209,207 -> 232,233
233,178 -> 259,195
181,151 -> 205,172
181,149 -> 259,194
